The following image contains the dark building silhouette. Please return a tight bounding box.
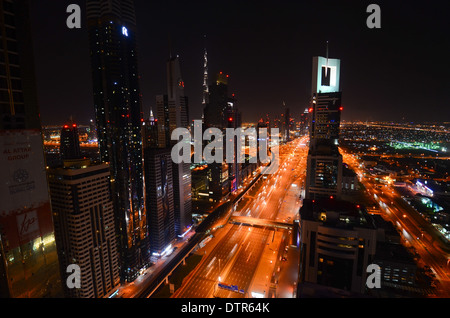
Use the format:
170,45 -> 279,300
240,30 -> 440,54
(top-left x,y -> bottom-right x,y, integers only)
60,120 -> 81,160
0,0 -> 62,297
86,0 -> 149,282
142,109 -> 158,149
143,148 -> 175,255
155,55 -> 192,236
203,72 -> 234,201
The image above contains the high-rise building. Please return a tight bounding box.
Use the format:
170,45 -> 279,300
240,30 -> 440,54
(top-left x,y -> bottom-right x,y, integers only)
310,92 -> 342,145
60,120 -> 81,160
86,0 -> 149,282
297,198 -> 377,294
299,108 -> 310,136
309,56 -> 343,145
143,148 -> 175,255
142,109 -> 159,149
47,159 -> 120,298
223,93 -> 241,193
305,139 -> 343,200
88,119 -> 97,142
0,0 -> 62,298
156,55 -> 192,236
283,102 -> 291,142
203,72 -> 234,201
305,52 -> 343,200
202,37 -> 209,107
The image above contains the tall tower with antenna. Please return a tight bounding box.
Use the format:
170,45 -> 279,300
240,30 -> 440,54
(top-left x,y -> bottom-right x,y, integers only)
202,35 -> 209,106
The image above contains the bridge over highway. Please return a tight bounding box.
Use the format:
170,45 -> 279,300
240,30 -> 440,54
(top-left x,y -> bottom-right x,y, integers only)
135,171 -> 266,298
230,215 -> 294,230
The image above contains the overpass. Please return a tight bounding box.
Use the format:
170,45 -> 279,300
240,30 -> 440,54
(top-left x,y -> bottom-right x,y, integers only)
136,170 -> 266,298
135,232 -> 204,298
135,158 -> 280,297
230,215 -> 294,230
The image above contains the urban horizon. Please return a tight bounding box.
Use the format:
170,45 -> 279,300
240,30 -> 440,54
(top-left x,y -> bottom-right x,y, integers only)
1,0 -> 450,312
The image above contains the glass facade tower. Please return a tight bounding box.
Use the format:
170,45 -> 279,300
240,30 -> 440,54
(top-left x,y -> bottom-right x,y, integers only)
86,0 -> 148,282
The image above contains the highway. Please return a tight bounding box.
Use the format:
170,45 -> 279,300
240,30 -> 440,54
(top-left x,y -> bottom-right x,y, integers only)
173,136 -> 308,298
341,150 -> 450,297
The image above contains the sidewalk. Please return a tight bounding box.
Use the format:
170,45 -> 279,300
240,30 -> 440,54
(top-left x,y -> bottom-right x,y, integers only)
247,229 -> 283,298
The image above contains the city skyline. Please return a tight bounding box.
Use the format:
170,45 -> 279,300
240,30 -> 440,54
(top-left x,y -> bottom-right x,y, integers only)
30,0 -> 450,126
1,0 -> 450,303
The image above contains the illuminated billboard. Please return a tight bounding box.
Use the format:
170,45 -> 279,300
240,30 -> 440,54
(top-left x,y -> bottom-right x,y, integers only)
311,56 -> 340,94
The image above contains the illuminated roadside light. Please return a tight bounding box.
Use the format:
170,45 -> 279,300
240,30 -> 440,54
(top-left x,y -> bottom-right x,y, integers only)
308,108 -> 313,113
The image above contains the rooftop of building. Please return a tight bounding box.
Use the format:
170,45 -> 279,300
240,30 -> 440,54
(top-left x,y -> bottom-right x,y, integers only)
300,197 -> 376,230
47,159 -> 109,176
375,241 -> 416,266
415,178 -> 450,195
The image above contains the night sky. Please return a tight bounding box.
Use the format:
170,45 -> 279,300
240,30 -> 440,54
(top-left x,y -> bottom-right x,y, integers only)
30,0 -> 449,125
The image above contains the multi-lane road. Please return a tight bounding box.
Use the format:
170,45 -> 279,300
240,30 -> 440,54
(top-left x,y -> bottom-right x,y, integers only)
341,150 -> 450,297
173,137 -> 308,298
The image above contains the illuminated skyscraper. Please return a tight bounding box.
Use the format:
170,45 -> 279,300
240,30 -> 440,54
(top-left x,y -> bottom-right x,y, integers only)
202,36 -> 209,107
0,0 -> 62,297
284,102 -> 291,142
309,56 -> 343,145
87,0 -> 149,282
156,55 -> 192,235
203,72 -> 234,201
142,109 -> 159,149
143,148 -> 175,255
305,52 -> 343,200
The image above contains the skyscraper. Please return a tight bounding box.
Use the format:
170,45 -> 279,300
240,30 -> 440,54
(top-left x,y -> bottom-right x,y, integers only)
203,72 -> 234,201
60,120 -> 81,160
202,37 -> 209,107
283,102 -> 291,142
203,72 -> 230,129
156,55 -> 192,236
223,93 -> 241,193
48,159 -> 120,298
309,56 -> 342,145
297,198 -> 377,294
304,139 -> 343,200
0,0 -> 62,297
143,148 -> 175,255
86,0 -> 148,282
142,109 -> 159,149
305,53 -> 343,200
